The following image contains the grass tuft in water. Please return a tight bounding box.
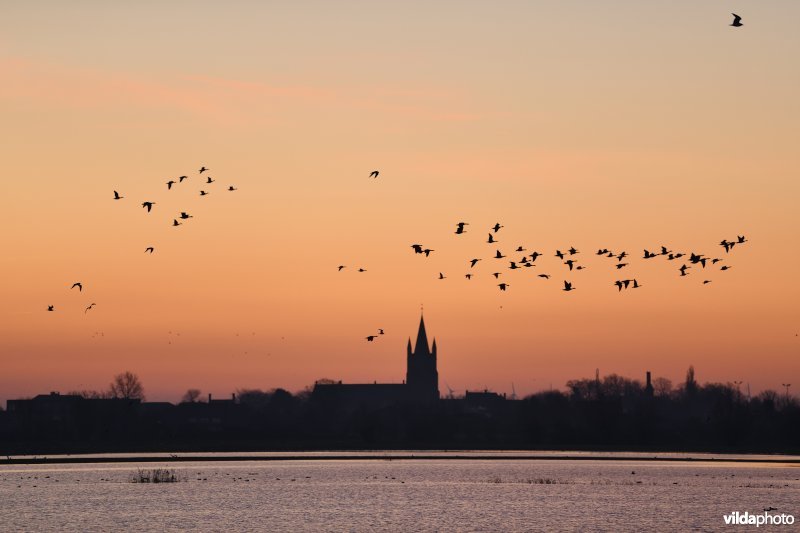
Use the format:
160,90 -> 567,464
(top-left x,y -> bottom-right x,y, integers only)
130,468 -> 183,483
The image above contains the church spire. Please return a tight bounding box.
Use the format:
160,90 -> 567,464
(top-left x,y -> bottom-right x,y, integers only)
413,314 -> 430,355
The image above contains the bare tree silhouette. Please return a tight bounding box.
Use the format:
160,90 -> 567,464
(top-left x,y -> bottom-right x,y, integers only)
181,389 -> 202,403
652,377 -> 673,397
109,371 -> 145,400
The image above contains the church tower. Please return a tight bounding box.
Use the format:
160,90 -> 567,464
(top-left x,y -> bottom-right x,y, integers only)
406,314 -> 439,402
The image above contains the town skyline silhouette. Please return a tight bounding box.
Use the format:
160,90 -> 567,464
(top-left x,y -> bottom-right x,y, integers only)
3,311 -> 797,456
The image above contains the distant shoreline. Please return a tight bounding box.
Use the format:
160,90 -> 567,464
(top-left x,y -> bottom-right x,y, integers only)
3,453 -> 799,466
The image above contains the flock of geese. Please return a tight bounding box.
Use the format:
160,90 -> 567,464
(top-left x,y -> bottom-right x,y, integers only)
403,221 -> 748,293
46,162 -> 750,352
341,169 -> 750,340
47,166 -> 237,314
339,200 -> 748,301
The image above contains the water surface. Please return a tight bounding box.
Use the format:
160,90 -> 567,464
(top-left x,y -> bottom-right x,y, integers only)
1,452 -> 798,531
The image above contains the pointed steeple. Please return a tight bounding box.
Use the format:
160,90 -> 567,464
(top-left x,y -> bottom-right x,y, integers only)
406,311 -> 439,402
414,314 -> 430,355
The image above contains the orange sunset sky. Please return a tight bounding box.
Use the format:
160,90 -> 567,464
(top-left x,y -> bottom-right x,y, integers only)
1,2 -> 798,404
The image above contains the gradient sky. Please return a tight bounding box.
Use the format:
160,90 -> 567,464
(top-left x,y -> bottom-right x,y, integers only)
1,1 -> 799,404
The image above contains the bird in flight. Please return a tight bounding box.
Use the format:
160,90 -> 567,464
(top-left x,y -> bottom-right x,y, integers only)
564,259 -> 576,271
509,262 -> 519,270
720,240 -> 734,253
228,186 -> 237,191
167,180 -> 176,190
438,272 -> 446,280
145,247 -> 154,254
616,263 -> 628,269
200,190 -> 209,196
179,212 -> 193,219
530,251 -> 542,262
492,223 -> 503,233
568,247 -> 579,255
515,246 -> 526,252
357,268 -> 367,273
337,265 -> 346,271
679,264 -> 690,276
720,265 -> 732,271
614,280 -> 624,292
142,201 -> 155,212
455,222 -> 468,234
632,279 -> 641,289
563,281 -> 575,292
47,305 -> 54,312
199,166 -> 209,173
495,250 -> 506,259
731,13 -> 743,27
378,329 -> 385,335
617,251 -> 628,261
206,176 -> 215,184
487,234 -> 498,244
469,258 -> 481,268
178,175 -> 188,183
492,272 -> 501,279
172,219 -> 181,227
703,280 -> 712,285
423,249 -> 434,257
85,303 -> 96,313
498,283 -> 509,291
643,249 -> 657,259
465,273 -> 473,280
737,235 -> 747,244
538,274 -> 550,279
555,250 -> 565,260
411,244 -> 424,254
369,170 -> 379,178
689,253 -> 705,264
113,190 -> 124,200
366,335 -> 377,342
71,282 -> 83,291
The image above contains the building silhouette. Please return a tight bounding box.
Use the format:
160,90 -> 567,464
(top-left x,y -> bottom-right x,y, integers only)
312,314 -> 439,409
644,371 -> 654,397
406,314 -> 439,402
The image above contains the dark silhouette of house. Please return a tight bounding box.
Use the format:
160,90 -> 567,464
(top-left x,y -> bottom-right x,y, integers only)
6,392 -> 141,424
312,314 -> 440,410
4,392 -> 141,444
465,390 -> 506,405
